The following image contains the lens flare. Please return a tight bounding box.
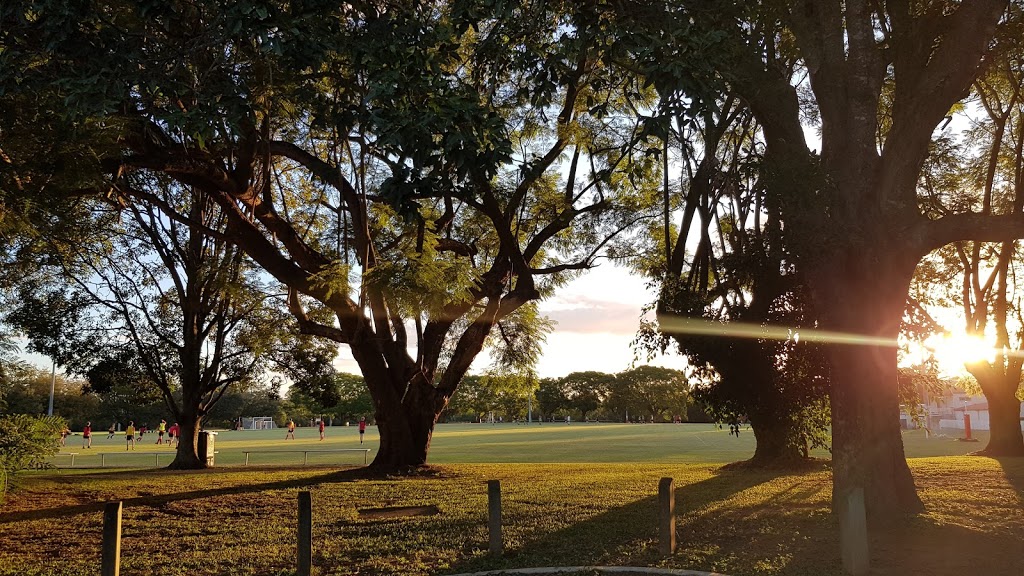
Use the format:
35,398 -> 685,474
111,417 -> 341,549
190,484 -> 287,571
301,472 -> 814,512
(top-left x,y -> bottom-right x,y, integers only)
655,315 -> 896,347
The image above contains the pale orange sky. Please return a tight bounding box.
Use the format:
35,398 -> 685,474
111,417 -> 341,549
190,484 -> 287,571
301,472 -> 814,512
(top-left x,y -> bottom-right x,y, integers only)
331,264 -> 688,378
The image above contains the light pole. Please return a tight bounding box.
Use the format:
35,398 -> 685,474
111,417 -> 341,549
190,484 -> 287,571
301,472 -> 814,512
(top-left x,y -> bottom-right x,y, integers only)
47,359 -> 56,416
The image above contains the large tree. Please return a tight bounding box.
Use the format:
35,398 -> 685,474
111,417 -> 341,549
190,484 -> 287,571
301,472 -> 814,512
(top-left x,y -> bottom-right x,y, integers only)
0,1 -> 659,469
626,89 -> 830,464
9,176 -> 308,468
914,29 -> 1024,456
617,0 -> 1022,517
607,365 -> 690,423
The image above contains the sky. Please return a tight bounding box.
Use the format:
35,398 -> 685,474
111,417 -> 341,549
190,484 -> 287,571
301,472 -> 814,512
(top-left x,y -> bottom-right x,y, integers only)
18,263 -> 686,381
332,263 -> 688,378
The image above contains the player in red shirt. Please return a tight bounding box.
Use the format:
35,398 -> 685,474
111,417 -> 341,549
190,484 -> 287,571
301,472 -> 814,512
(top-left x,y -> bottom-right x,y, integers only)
358,417 -> 367,444
318,418 -> 325,441
82,422 -> 92,449
168,422 -> 179,448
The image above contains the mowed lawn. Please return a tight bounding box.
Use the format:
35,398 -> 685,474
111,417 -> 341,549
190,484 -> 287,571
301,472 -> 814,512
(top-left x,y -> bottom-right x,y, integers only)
47,422 -> 989,468
3,424 -> 1018,576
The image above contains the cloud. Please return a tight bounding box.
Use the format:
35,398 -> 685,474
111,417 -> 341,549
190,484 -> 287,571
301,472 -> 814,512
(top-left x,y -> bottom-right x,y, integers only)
540,295 -> 647,335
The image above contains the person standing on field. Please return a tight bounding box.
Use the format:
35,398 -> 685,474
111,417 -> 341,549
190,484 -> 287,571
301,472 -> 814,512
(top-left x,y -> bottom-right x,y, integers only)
107,423 -> 116,439
286,420 -> 295,440
358,417 -> 366,444
156,419 -> 166,445
125,421 -> 136,450
82,422 -> 92,449
168,422 -> 179,447
319,417 -> 326,441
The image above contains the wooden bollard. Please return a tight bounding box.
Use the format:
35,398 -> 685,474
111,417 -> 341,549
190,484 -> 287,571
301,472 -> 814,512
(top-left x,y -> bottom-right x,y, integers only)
659,477 -> 676,555
298,491 -> 312,576
487,480 -> 502,555
101,501 -> 122,576
840,487 -> 868,575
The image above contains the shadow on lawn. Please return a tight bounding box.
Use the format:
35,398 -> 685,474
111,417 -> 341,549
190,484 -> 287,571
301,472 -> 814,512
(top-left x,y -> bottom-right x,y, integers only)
440,466 -> 775,575
0,466 -> 373,525
993,455 -> 1024,504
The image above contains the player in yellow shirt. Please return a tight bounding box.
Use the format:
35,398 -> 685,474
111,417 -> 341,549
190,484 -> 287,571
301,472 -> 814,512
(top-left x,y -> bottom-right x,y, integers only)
125,421 -> 136,450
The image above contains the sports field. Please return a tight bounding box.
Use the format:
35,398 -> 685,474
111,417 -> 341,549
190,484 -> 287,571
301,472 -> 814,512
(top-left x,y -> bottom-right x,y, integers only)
51,422 -> 987,468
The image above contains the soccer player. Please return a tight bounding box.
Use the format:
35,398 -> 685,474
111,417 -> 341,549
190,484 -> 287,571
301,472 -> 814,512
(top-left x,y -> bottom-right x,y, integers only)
156,419 -> 166,445
358,417 -> 366,444
125,421 -> 136,450
285,420 -> 295,440
82,422 -> 92,448
319,418 -> 325,441
168,422 -> 179,447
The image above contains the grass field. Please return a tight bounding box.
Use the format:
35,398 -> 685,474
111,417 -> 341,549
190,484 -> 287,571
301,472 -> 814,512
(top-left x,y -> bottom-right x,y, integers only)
48,423 -> 990,468
5,424 -> 1018,576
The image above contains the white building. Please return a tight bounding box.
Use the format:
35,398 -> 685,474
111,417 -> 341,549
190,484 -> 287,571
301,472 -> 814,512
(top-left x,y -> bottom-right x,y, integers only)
924,393 -> 1024,432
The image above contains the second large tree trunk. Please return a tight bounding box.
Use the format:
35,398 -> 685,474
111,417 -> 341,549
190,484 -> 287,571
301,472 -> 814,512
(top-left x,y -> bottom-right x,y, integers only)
749,409 -> 806,465
976,377 -> 1024,456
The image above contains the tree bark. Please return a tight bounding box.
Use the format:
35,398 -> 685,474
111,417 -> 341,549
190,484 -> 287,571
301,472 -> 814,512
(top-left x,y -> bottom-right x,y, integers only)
975,377 -> 1024,456
370,377 -> 444,470
168,409 -> 205,470
814,253 -> 924,517
748,410 -> 805,465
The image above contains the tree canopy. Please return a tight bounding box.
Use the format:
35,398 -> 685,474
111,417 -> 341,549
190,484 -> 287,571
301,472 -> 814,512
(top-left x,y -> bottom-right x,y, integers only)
0,1 -> 664,468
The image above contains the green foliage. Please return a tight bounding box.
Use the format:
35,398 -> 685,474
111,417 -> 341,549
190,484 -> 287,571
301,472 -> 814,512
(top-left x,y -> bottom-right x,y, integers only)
485,302 -> 554,372
332,372 -> 373,421
534,376 -> 570,420
307,261 -> 352,302
609,365 -> 691,422
445,372 -> 536,421
6,286 -> 94,367
560,371 -> 616,421
0,413 -> 64,497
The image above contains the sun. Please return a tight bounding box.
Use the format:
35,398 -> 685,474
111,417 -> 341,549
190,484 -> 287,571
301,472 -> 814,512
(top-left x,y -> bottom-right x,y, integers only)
924,333 -> 996,375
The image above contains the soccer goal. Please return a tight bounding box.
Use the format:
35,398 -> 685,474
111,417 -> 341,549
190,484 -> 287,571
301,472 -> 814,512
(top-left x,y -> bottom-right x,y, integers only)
242,416 -> 277,430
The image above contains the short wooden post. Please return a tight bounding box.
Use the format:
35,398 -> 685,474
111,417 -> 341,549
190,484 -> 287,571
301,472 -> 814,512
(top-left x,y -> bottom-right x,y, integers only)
298,491 -> 312,576
487,480 -> 502,555
840,487 -> 868,575
659,477 -> 676,555
101,501 -> 122,576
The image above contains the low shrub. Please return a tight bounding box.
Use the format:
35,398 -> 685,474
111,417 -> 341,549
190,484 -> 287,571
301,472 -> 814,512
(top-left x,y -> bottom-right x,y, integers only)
0,413 -> 64,500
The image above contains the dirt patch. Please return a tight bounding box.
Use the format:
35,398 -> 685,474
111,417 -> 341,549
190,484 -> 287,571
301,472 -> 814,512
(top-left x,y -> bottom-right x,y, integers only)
357,504 -> 440,519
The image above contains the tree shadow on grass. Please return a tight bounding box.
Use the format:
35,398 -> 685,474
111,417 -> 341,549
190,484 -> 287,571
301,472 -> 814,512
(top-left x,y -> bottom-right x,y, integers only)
440,466 -> 779,575
993,456 -> 1024,504
0,465 -> 375,525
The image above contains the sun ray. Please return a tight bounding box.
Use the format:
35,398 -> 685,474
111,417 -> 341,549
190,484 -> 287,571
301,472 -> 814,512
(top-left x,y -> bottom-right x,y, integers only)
655,315 -> 897,347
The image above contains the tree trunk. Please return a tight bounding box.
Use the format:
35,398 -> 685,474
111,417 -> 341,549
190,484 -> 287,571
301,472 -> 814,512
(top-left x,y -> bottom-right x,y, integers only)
749,411 -> 805,465
976,378 -> 1024,456
168,408 -> 205,470
369,376 -> 444,471
815,256 -> 923,518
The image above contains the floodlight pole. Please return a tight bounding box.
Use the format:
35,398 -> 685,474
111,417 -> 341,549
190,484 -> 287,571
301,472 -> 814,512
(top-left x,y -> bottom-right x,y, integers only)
47,360 -> 56,416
